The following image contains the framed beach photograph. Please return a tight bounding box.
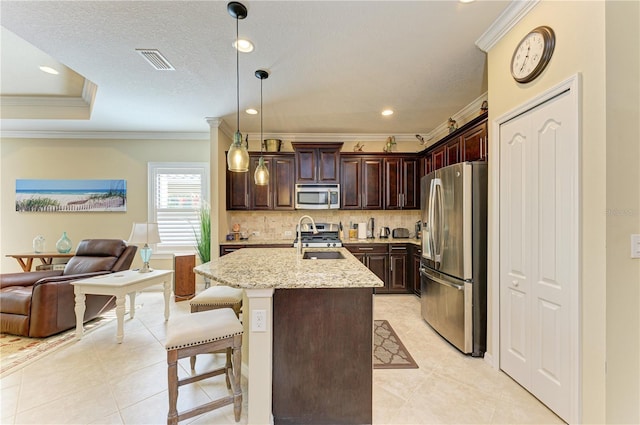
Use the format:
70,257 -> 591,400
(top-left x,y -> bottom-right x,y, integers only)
15,179 -> 127,212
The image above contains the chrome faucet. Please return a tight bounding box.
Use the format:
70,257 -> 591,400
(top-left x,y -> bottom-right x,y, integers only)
297,215 -> 318,255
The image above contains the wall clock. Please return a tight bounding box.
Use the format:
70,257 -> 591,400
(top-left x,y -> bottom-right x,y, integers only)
510,26 -> 555,84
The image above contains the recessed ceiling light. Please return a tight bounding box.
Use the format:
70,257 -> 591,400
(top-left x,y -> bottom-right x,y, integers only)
381,109 -> 394,116
246,108 -> 258,115
39,66 -> 59,75
233,39 -> 254,53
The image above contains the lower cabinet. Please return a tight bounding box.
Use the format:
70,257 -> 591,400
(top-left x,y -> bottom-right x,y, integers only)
345,244 -> 388,292
410,245 -> 422,296
388,244 -> 408,293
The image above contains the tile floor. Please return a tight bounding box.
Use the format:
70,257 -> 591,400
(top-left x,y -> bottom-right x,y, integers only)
0,290 -> 564,424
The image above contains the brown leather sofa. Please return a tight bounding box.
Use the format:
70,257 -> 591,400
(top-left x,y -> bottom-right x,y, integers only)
0,239 -> 137,337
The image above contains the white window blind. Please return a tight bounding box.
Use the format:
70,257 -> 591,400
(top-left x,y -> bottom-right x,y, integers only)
148,162 -> 209,253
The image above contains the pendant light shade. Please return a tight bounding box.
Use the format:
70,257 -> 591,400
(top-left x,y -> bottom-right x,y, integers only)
254,69 -> 270,185
226,2 -> 250,173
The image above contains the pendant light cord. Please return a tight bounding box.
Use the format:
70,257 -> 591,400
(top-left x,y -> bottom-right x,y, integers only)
236,16 -> 240,133
260,76 -> 264,154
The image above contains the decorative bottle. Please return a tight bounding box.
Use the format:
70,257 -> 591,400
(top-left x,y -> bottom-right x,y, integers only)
56,232 -> 72,253
33,235 -> 45,253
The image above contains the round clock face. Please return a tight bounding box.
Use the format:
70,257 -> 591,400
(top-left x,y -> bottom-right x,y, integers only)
511,26 -> 555,83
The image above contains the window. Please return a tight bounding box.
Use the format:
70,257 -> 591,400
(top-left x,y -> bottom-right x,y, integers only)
148,162 -> 209,254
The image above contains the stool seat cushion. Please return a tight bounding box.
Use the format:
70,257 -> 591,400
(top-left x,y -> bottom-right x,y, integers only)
165,308 -> 243,351
190,286 -> 243,306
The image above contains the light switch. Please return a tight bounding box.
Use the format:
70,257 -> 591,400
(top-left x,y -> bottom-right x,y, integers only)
631,234 -> 640,259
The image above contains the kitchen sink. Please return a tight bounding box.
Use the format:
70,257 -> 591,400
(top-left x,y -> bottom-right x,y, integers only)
302,251 -> 345,260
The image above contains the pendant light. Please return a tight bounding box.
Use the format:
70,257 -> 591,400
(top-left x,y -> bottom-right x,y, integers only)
226,1 -> 250,172
254,69 -> 270,186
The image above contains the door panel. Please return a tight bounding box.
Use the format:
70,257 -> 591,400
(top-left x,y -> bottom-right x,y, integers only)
499,88 -> 578,423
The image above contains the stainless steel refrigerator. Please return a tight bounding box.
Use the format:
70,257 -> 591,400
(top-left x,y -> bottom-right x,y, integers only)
420,161 -> 487,356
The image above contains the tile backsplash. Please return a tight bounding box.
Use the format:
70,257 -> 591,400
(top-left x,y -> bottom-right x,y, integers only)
226,210 -> 421,241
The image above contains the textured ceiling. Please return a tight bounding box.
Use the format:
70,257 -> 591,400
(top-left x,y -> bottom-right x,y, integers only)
0,1 -> 509,137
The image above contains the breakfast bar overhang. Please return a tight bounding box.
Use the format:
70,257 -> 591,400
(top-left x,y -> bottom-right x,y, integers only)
195,247 -> 384,424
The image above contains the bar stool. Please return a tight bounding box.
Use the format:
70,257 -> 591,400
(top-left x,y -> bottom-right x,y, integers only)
165,308 -> 243,424
190,286 -> 243,316
188,286 -> 243,370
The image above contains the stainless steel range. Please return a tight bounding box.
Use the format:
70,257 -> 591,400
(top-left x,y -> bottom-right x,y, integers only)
294,222 -> 342,248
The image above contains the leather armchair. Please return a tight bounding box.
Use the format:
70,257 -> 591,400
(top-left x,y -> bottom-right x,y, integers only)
0,239 -> 137,337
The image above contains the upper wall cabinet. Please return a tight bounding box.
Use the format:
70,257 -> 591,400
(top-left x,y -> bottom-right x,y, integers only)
292,142 -> 343,183
340,155 -> 384,210
384,156 -> 419,210
422,112 -> 488,172
226,153 -> 296,210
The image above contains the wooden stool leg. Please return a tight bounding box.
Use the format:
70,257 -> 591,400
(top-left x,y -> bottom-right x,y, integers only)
232,334 -> 243,422
167,350 -> 179,425
190,355 -> 196,371
225,348 -> 232,389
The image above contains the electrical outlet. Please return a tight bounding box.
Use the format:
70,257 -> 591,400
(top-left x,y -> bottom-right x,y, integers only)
252,231 -> 260,237
252,309 -> 267,332
284,230 -> 293,237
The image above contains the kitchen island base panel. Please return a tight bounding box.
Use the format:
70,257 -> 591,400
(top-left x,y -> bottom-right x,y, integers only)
273,287 -> 373,425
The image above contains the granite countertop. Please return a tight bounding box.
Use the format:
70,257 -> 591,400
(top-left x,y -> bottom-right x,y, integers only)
194,247 -> 384,289
220,237 -> 421,246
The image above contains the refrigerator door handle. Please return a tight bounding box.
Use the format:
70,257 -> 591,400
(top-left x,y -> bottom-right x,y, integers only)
432,178 -> 444,263
427,179 -> 437,260
420,268 -> 464,291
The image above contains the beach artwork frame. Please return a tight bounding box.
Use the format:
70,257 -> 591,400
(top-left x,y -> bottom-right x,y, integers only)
16,179 -> 127,212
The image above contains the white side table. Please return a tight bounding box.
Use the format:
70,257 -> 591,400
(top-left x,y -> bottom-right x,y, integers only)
71,269 -> 174,343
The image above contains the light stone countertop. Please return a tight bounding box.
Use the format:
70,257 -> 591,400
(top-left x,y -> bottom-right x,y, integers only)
219,237 -> 421,246
194,247 -> 384,289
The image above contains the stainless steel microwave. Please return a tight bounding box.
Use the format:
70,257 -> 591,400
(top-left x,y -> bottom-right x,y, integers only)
295,184 -> 340,209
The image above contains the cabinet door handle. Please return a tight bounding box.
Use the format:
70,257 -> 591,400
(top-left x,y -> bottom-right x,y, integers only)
391,246 -> 406,251
358,247 -> 374,251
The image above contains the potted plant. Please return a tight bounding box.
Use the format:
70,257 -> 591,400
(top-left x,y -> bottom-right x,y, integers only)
194,202 -> 211,264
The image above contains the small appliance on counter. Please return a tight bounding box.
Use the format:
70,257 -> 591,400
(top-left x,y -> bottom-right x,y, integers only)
392,228 -> 410,238
366,217 -> 374,238
379,227 -> 390,238
415,221 -> 422,239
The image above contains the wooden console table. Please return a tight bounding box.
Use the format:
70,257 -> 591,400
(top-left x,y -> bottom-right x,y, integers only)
5,252 -> 74,272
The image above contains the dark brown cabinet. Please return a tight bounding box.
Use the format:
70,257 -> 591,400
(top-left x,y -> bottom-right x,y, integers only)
340,156 -> 383,210
420,113 -> 488,173
227,153 -> 295,211
446,139 -> 461,166
292,142 -> 342,183
431,145 -> 446,171
410,245 -> 422,296
462,121 -> 488,161
220,243 -> 293,257
388,244 -> 408,293
384,156 -> 419,210
226,164 -> 250,210
270,156 -> 296,209
345,244 -> 388,291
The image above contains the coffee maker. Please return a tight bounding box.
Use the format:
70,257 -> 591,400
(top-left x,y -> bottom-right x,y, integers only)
367,217 -> 374,239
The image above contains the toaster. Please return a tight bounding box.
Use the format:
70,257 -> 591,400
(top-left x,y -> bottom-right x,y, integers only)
392,228 -> 410,238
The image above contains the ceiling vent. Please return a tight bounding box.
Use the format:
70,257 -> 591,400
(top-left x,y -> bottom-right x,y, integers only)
135,49 -> 175,71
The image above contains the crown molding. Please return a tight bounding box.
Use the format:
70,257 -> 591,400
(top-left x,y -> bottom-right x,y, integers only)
0,130 -> 210,140
0,77 -> 99,120
475,0 -> 540,52
420,92 -> 488,146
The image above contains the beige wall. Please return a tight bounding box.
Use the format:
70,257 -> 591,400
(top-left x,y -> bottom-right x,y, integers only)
0,137 -> 209,273
605,1 -> 640,423
487,1 -> 639,422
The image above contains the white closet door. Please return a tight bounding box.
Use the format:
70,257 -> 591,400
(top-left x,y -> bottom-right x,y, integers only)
499,88 -> 577,423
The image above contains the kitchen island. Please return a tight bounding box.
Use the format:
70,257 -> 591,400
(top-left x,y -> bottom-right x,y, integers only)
194,247 -> 383,425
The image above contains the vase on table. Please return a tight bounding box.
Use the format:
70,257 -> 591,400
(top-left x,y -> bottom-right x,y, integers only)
33,235 -> 45,253
56,232 -> 72,253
